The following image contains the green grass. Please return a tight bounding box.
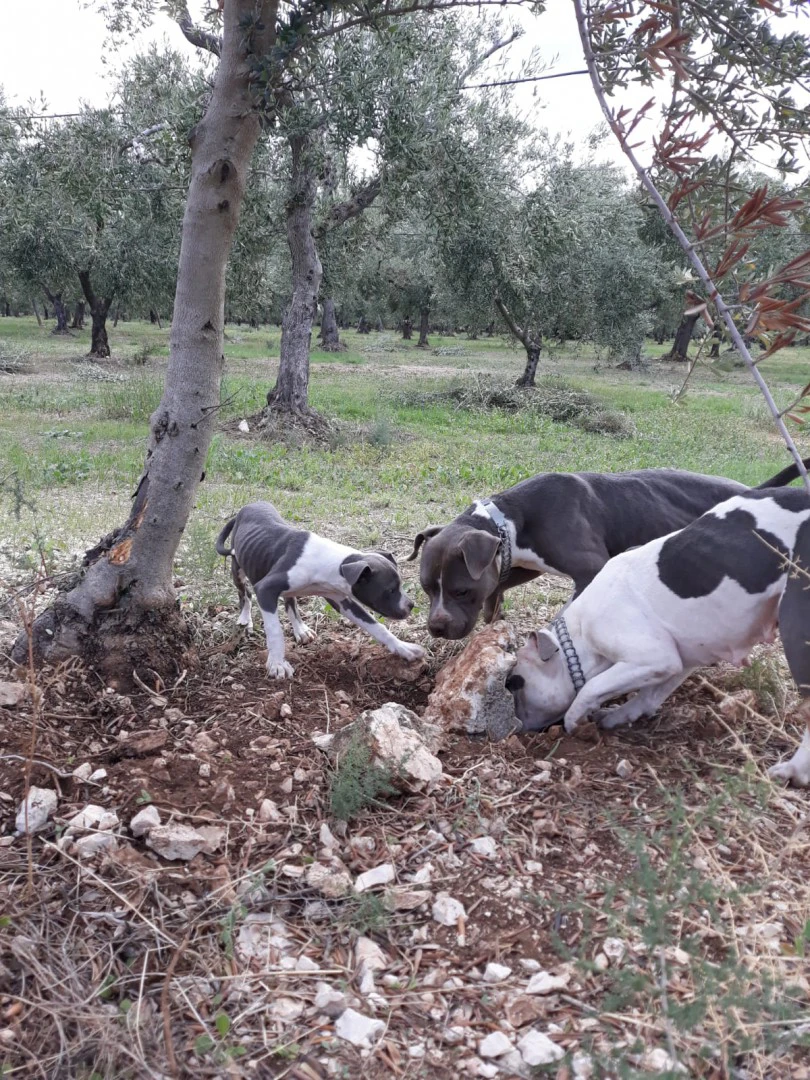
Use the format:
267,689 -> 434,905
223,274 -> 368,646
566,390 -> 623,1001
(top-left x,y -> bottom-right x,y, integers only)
0,317 -> 808,609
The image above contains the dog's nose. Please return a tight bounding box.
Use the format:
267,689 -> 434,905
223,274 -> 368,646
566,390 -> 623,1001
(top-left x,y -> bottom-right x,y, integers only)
404,596 -> 414,613
505,673 -> 525,693
429,620 -> 448,638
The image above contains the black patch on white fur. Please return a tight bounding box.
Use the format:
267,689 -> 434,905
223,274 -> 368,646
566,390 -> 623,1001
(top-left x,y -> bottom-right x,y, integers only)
657,507 -> 789,598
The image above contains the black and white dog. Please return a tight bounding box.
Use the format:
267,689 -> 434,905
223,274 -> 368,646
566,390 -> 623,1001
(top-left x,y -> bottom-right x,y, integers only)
216,502 -> 425,678
506,487 -> 810,786
409,460 -> 810,640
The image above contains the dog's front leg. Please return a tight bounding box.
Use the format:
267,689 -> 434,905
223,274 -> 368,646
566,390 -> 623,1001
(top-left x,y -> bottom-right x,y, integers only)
328,598 -> 426,662
255,576 -> 294,679
564,658 -> 681,734
284,597 -> 316,644
595,670 -> 693,730
769,703 -> 810,787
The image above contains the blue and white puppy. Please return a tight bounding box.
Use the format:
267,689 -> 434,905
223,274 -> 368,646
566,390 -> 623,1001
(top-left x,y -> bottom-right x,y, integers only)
507,487 -> 810,787
216,502 -> 425,679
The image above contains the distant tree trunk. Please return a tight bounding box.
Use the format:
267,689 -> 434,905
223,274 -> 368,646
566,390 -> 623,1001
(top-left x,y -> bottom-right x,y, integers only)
43,306 -> 50,320
417,305 -> 430,348
14,0 -> 276,680
666,311 -> 700,362
149,309 -> 162,328
113,305 -> 121,327
320,297 -> 345,351
78,271 -> 112,359
1,299 -> 9,317
44,289 -> 69,333
516,344 -> 541,387
709,327 -> 723,358
266,129 -> 321,415
71,301 -> 86,329
357,315 -> 371,333
376,316 -> 384,332
402,316 -> 412,340
653,326 -> 666,344
31,298 -> 43,327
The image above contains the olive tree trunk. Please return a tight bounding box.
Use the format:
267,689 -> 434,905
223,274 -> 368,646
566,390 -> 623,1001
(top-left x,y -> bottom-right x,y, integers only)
516,344 -> 541,387
319,296 -> 344,351
266,131 -> 321,414
71,301 -> 86,330
78,271 -> 112,359
417,305 -> 430,348
31,298 -> 42,327
666,311 -> 700,362
15,0 -> 276,680
44,289 -> 69,333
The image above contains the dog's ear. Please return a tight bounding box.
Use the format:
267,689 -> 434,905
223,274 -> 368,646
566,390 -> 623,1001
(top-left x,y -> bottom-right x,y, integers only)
340,555 -> 372,586
375,550 -> 397,566
458,530 -> 501,580
407,526 -> 444,561
528,629 -> 560,662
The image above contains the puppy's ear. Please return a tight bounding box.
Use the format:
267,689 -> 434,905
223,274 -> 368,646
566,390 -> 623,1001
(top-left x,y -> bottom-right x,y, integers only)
528,629 -> 560,662
407,525 -> 444,561
458,530 -> 501,580
375,550 -> 397,565
340,555 -> 372,586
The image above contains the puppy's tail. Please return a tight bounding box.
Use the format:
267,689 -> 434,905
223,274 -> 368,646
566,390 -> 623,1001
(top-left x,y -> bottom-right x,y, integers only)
755,455 -> 810,489
215,516 -> 236,557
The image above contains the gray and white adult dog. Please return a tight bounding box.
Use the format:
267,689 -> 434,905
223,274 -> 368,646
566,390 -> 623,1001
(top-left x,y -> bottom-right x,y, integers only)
216,502 -> 425,678
409,460 -> 810,640
506,486 -> 810,787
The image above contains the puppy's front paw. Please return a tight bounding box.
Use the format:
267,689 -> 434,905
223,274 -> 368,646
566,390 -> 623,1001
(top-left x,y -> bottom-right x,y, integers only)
563,713 -> 580,735
237,612 -> 252,628
395,641 -> 427,663
266,659 -> 295,680
768,759 -> 810,787
293,624 -> 316,645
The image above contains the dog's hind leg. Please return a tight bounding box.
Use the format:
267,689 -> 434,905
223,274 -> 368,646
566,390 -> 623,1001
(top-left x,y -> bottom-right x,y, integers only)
231,556 -> 253,628
285,597 -> 316,644
596,669 -> 694,730
772,538 -> 810,785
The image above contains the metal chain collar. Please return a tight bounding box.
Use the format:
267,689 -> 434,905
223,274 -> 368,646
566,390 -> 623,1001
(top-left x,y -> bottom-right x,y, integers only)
551,615 -> 586,693
481,499 -> 512,582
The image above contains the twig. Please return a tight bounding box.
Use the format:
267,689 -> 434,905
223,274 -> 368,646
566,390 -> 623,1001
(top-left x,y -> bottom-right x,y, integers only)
0,754 -> 102,784
572,0 -> 810,495
161,931 -> 191,1078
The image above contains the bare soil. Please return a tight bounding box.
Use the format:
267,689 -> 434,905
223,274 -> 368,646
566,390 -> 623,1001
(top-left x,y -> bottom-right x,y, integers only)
1,618 -> 809,1079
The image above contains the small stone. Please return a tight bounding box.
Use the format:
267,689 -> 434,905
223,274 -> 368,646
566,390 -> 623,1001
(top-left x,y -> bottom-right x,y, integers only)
198,763 -> 211,779
384,885 -> 430,911
505,996 -> 546,1028
500,1049 -> 531,1077
442,1025 -> 467,1044
470,836 -> 498,859
572,1051 -> 595,1079
518,958 -> 541,973
517,1029 -> 564,1066
334,1008 -> 385,1048
603,937 -> 627,964
483,962 -> 512,983
478,1030 -> 513,1058
238,419 -> 250,433
72,763 -> 93,782
118,729 -> 168,756
280,703 -> 292,719
640,1048 -> 685,1073
615,759 -> 633,780
270,997 -> 304,1021
314,982 -> 347,1018
432,894 -> 466,926
130,805 -> 161,838
15,787 -> 58,835
306,860 -> 353,898
89,769 -> 107,783
146,824 -> 209,861
257,798 -> 283,823
355,863 -> 395,893
525,860 -> 544,874
0,680 -> 26,707
279,777 -> 293,794
408,1043 -> 426,1058
355,936 -> 389,972
196,825 -> 225,853
525,970 -> 570,995
477,1064 -> 500,1080
319,821 -> 338,850
75,832 -> 118,859
594,952 -> 609,971
192,732 -> 218,755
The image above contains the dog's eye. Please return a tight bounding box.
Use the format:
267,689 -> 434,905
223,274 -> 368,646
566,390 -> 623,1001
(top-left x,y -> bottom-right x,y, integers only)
452,589 -> 471,600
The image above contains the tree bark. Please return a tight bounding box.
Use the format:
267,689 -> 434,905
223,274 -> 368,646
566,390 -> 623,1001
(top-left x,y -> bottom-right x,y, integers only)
78,271 -> 112,359
71,301 -> 86,330
319,296 -> 345,351
709,327 -> 723,358
31,298 -> 42,327
15,0 -> 277,680
266,127 -> 321,414
44,289 -> 69,333
516,344 -> 541,387
357,315 -> 371,333
666,311 -> 700,362
149,308 -> 163,328
113,305 -> 121,327
401,315 -> 412,340
417,305 -> 430,348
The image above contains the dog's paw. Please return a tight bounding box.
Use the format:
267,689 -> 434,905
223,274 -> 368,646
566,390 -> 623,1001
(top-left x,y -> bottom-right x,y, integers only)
768,759 -> 810,787
563,714 -> 580,735
266,659 -> 294,680
237,612 -> 252,628
395,641 -> 427,663
293,624 -> 316,645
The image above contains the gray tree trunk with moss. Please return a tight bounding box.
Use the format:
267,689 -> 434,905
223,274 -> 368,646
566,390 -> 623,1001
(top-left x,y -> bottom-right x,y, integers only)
319,296 -> 343,351
15,0 -> 276,677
